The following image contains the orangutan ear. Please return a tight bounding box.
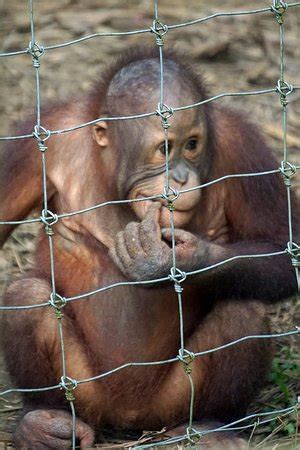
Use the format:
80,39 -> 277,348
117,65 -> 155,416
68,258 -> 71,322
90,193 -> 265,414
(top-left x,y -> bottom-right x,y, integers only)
92,121 -> 108,148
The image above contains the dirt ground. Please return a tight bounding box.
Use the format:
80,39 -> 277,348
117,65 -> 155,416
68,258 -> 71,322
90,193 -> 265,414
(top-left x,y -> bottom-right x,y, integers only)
0,0 -> 299,447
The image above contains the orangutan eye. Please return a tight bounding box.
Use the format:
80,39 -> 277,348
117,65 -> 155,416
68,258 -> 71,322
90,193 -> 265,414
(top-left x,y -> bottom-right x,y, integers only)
158,142 -> 172,155
185,138 -> 198,151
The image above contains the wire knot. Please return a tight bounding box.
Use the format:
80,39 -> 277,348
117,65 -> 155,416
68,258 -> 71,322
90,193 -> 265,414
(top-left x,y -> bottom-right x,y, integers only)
286,242 -> 300,267
162,186 -> 179,211
156,103 -> 173,129
41,209 -> 58,226
156,103 -> 174,119
41,209 -> 58,235
60,376 -> 77,402
271,1 -> 288,24
276,80 -> 293,106
33,125 -> 51,142
49,292 -> 67,318
186,427 -> 202,444
178,348 -> 195,374
169,267 -> 186,290
279,161 -> 297,187
27,42 -> 44,67
151,19 -> 168,46
38,141 -> 47,153
49,292 -> 67,309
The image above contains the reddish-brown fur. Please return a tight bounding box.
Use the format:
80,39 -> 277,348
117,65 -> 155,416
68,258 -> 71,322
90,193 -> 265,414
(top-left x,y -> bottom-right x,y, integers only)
1,47 -> 298,448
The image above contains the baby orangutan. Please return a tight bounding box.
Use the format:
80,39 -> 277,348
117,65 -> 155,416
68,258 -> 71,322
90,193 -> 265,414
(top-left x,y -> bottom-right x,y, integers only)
1,47 -> 298,448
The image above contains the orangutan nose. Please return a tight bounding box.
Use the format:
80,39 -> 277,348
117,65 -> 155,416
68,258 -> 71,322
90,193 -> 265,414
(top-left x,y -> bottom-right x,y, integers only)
171,163 -> 189,185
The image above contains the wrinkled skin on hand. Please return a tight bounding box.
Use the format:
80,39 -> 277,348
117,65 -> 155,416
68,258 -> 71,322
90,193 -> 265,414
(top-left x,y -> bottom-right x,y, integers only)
109,203 -> 173,281
162,227 -> 209,272
109,202 -> 208,282
14,410 -> 95,449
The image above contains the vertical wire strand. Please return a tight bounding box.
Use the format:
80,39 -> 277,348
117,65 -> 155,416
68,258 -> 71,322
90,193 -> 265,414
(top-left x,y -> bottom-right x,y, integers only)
187,373 -> 195,431
29,0 -> 35,46
154,0 -> 158,20
35,63 -> 41,128
41,153 -> 48,212
154,0 -> 195,439
154,0 -> 163,106
28,1 -> 76,448
276,6 -> 299,293
279,19 -> 284,84
278,8 -> 293,239
70,401 -> 77,449
159,44 -> 164,114
58,319 -> 67,379
163,123 -> 170,195
48,235 -> 57,294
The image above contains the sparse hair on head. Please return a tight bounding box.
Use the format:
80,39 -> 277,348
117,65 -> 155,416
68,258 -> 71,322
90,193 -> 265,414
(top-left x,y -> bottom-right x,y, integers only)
91,45 -> 210,115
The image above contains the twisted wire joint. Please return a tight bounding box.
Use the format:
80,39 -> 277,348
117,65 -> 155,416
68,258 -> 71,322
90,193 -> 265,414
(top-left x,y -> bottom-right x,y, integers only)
60,376 -> 78,402
279,161 -> 297,187
271,1 -> 288,24
169,267 -> 187,288
186,426 -> 202,444
276,80 -> 293,106
151,19 -> 168,46
33,125 -> 51,142
286,242 -> 300,267
162,186 -> 179,211
27,42 -> 45,68
156,103 -> 174,129
49,292 -> 67,318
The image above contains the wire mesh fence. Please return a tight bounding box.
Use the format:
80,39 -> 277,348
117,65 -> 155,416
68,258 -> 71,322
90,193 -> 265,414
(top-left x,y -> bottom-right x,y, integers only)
0,0 -> 299,448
